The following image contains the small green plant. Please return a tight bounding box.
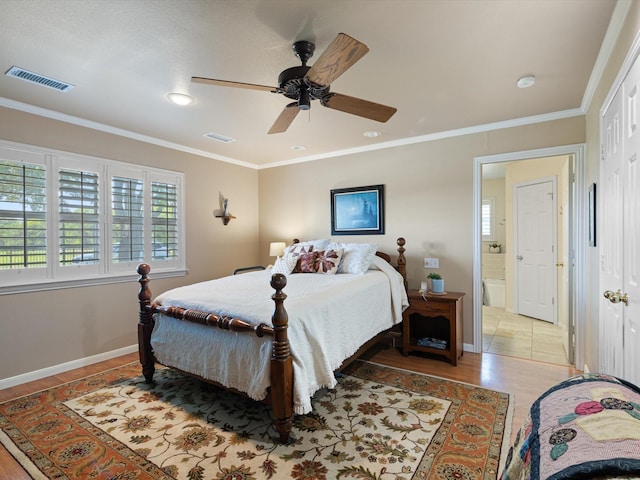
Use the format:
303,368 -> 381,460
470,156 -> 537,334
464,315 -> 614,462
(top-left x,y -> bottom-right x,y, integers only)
427,272 -> 442,279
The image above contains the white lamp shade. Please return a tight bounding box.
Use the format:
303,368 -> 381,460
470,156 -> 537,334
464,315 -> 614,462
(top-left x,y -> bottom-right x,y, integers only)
269,242 -> 286,257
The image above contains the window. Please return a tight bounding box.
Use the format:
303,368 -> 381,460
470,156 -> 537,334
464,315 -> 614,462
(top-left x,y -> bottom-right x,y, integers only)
0,158 -> 46,270
481,197 -> 496,241
59,168 -> 100,265
0,141 -> 185,293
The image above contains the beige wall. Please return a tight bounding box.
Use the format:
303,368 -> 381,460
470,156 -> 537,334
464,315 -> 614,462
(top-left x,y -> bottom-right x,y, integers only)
258,118 -> 585,346
0,107 -> 260,379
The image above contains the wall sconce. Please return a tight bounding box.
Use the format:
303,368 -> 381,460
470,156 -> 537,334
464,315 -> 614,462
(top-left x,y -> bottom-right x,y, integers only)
269,242 -> 286,259
213,196 -> 235,225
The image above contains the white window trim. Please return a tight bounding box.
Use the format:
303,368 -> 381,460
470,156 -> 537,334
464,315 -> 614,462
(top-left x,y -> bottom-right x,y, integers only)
0,140 -> 186,295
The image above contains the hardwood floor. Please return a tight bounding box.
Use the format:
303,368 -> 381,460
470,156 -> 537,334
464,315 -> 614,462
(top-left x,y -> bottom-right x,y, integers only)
0,348 -> 579,479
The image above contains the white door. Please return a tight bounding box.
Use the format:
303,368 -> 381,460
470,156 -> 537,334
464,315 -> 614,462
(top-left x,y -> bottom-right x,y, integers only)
600,52 -> 640,385
601,87 -> 625,377
515,180 -> 556,322
622,61 -> 640,384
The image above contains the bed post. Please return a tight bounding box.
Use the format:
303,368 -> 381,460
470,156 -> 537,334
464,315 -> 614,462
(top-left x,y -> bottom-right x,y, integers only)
396,237 -> 407,291
269,273 -> 293,444
137,263 -> 155,383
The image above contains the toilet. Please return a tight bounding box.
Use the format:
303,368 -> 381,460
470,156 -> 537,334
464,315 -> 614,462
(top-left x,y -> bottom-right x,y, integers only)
483,278 -> 505,308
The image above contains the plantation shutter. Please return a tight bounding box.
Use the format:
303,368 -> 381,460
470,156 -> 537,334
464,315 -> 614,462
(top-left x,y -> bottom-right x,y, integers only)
0,160 -> 47,269
59,169 -> 100,265
482,198 -> 495,241
112,176 -> 144,262
151,181 -> 177,260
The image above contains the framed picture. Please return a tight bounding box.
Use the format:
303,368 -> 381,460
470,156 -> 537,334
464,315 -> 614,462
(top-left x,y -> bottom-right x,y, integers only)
330,184 -> 384,235
588,183 -> 596,247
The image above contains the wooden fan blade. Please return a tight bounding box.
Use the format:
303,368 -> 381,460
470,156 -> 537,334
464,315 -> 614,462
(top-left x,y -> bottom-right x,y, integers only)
305,33 -> 369,87
192,76 -> 277,92
268,103 -> 300,134
323,93 -> 397,122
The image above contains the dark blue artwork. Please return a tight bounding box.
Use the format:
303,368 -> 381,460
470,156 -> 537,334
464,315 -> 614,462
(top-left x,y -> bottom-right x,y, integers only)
331,185 -> 384,235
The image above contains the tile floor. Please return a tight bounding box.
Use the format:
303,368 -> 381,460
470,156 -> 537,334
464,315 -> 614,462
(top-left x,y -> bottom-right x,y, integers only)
482,305 -> 571,366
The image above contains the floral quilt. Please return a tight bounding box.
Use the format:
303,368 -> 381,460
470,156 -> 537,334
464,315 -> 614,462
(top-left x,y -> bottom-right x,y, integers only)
501,373 -> 640,480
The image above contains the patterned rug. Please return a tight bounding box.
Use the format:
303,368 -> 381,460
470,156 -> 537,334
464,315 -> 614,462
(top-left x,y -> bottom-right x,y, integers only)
0,361 -> 512,479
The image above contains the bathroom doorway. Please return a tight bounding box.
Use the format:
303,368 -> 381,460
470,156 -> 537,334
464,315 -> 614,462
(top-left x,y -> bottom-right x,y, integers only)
473,145 -> 586,368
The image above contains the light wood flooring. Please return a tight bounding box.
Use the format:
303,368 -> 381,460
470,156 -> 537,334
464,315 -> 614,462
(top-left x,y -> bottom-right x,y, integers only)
482,306 -> 570,365
0,347 -> 579,479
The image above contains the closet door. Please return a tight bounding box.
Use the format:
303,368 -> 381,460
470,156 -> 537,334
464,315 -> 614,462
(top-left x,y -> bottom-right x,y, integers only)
600,54 -> 640,386
601,87 -> 624,378
622,61 -> 640,385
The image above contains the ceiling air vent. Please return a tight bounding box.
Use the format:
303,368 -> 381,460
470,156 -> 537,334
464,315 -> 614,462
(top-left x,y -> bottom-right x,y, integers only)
5,66 -> 75,92
204,132 -> 236,143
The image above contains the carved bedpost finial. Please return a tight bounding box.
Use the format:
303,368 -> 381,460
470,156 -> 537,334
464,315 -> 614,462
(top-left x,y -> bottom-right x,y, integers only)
137,263 -> 152,306
396,237 -> 408,291
271,273 -> 289,357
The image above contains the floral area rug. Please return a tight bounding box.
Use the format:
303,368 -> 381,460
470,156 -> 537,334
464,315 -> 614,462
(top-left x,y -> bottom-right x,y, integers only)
0,361 -> 512,479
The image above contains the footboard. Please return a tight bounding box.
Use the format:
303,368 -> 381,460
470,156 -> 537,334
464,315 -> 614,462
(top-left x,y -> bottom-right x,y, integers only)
136,264 -> 293,443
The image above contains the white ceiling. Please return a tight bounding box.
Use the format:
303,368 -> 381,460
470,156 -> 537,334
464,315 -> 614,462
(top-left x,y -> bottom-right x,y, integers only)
0,0 -> 618,168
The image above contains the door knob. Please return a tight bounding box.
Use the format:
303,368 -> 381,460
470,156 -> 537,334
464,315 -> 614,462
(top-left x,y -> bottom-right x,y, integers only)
603,289 -> 629,306
516,255 -> 523,260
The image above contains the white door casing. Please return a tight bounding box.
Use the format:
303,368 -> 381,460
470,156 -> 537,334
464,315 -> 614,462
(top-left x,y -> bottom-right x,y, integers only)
515,179 -> 556,323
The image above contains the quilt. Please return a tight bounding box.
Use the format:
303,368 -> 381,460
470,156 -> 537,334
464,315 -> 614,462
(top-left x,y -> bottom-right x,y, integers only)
501,373 -> 640,480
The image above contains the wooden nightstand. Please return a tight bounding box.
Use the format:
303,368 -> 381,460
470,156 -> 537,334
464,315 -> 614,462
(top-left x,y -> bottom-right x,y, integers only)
402,290 -> 465,365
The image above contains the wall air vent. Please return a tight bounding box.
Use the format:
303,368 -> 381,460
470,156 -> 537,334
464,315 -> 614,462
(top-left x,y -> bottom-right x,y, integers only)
5,66 -> 75,92
203,132 -> 236,143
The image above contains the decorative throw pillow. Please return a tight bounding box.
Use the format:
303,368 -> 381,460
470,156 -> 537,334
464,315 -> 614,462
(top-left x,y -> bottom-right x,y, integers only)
314,248 -> 344,274
328,242 -> 377,274
293,251 -> 318,273
271,254 -> 298,275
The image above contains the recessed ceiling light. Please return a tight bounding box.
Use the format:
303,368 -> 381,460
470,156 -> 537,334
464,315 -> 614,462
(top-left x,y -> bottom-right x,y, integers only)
364,130 -> 381,138
167,92 -> 194,105
291,145 -> 306,151
516,75 -> 536,89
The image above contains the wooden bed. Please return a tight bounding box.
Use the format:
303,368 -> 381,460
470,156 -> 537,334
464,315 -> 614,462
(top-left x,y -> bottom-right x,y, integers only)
136,237 -> 407,444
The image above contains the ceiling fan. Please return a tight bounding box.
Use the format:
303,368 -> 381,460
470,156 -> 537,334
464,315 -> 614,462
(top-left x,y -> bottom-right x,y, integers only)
192,33 -> 397,134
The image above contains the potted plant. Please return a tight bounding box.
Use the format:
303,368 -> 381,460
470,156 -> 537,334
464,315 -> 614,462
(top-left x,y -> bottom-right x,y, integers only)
489,242 -> 502,253
427,272 -> 445,293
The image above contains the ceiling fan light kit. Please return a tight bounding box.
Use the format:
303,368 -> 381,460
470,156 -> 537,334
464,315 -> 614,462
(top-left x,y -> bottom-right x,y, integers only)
192,33 -> 397,134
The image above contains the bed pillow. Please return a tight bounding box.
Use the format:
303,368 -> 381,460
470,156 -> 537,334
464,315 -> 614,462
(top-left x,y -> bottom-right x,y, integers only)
271,253 -> 298,275
314,248 -> 344,274
327,242 -> 377,274
284,238 -> 330,255
286,244 -> 314,255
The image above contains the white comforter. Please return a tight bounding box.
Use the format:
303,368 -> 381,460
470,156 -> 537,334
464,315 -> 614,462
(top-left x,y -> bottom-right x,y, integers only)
150,255 -> 408,414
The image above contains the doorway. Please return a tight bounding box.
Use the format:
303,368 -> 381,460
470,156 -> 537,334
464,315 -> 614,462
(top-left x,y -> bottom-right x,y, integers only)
472,145 -> 587,369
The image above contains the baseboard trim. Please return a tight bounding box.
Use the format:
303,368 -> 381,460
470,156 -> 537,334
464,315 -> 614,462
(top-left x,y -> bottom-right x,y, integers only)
0,344 -> 138,390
